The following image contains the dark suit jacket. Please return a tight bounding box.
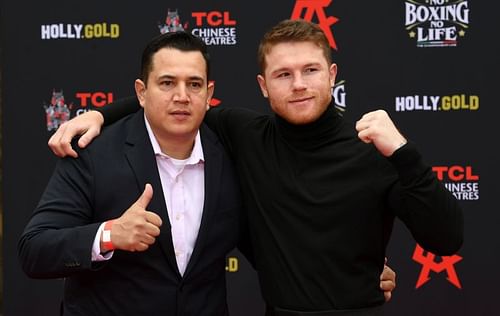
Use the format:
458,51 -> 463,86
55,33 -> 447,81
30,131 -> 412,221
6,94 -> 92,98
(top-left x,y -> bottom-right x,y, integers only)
18,110 -> 243,316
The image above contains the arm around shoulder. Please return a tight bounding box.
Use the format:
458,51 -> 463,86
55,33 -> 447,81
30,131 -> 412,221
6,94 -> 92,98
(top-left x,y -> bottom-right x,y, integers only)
48,96 -> 140,158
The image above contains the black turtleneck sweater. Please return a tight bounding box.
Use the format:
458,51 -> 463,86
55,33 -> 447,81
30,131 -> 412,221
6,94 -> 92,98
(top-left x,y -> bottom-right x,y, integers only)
101,100 -> 463,311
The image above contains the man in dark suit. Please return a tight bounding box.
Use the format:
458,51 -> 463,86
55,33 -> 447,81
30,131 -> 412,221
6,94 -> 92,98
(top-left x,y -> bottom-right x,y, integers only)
18,31 -> 242,316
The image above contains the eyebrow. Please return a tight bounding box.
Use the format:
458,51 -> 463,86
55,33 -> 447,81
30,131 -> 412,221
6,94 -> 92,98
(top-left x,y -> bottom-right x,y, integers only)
270,62 -> 323,76
157,74 -> 205,82
270,67 -> 289,76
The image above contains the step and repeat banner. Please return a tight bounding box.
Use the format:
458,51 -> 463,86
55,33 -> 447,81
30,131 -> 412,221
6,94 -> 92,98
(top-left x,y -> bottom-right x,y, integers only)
2,1 -> 499,315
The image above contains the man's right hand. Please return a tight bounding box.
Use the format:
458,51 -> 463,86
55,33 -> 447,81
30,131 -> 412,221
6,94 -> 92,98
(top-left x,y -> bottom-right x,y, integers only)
101,184 -> 163,252
48,110 -> 105,158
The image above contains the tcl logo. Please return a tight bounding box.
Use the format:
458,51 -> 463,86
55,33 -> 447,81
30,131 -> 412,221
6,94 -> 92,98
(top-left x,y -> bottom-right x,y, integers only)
432,166 -> 479,181
76,92 -> 114,108
192,11 -> 236,26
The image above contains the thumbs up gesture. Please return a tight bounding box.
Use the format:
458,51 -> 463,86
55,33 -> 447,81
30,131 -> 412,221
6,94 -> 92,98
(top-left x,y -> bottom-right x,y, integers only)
101,184 -> 163,252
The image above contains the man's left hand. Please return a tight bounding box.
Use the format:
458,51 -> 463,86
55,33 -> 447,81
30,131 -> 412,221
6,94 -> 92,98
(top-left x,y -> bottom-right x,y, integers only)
356,110 -> 407,157
380,261 -> 396,302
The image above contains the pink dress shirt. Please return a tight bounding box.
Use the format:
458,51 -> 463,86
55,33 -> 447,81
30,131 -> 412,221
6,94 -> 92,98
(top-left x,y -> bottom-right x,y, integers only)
92,116 -> 205,276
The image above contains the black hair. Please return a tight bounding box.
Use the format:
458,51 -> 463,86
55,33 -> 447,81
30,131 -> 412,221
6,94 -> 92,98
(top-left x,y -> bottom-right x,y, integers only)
140,31 -> 210,84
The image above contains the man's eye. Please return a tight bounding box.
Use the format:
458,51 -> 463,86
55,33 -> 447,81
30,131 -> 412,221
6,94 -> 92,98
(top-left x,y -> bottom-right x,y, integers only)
305,67 -> 318,73
277,72 -> 290,78
161,81 -> 173,86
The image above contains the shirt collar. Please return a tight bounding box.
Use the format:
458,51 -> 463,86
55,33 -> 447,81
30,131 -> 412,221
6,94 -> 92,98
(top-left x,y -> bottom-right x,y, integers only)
144,114 -> 205,165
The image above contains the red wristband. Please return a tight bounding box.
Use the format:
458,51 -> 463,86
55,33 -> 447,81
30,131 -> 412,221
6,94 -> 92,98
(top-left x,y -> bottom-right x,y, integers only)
102,220 -> 115,250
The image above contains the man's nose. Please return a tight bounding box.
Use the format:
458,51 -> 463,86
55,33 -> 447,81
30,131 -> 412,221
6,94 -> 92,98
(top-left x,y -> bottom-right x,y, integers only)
173,84 -> 189,102
291,74 -> 307,91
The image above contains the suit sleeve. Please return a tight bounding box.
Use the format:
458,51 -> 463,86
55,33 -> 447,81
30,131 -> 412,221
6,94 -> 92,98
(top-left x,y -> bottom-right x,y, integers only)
386,142 -> 464,255
18,147 -> 104,279
97,95 -> 140,126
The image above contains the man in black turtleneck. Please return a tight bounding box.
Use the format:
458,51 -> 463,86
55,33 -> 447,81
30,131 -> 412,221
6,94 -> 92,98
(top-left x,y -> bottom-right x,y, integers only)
47,20 -> 463,316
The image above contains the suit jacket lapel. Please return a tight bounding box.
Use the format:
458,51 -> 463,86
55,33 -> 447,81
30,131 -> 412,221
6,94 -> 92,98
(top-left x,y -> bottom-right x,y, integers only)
124,110 -> 181,277
183,124 -> 223,277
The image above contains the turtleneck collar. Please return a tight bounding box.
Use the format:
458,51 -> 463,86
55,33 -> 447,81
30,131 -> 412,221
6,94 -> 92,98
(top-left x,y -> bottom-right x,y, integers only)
274,101 -> 342,148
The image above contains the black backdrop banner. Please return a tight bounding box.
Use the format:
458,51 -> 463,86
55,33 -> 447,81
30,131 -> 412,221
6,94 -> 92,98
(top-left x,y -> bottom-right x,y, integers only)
1,1 -> 499,315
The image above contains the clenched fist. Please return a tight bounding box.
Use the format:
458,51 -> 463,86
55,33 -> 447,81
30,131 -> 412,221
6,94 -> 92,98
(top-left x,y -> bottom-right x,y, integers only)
355,110 -> 407,157
101,184 -> 163,252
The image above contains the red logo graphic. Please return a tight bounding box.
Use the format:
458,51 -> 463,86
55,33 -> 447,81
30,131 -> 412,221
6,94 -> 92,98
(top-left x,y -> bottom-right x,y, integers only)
158,9 -> 188,34
210,98 -> 221,107
76,92 -> 114,108
291,0 -> 339,50
412,244 -> 462,289
44,89 -> 72,132
432,166 -> 479,181
192,11 -> 236,26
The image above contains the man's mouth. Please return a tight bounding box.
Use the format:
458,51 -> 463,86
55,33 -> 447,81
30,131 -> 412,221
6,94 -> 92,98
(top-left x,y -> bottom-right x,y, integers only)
289,96 -> 314,104
170,110 -> 190,119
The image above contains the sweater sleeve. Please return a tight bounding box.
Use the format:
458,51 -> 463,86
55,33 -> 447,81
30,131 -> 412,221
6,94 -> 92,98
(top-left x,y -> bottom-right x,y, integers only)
386,142 -> 464,255
97,95 -> 141,126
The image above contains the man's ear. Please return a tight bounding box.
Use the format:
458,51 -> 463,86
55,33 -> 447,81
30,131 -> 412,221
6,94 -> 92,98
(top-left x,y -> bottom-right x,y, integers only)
206,80 -> 215,109
329,63 -> 338,88
257,74 -> 269,98
134,79 -> 147,108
